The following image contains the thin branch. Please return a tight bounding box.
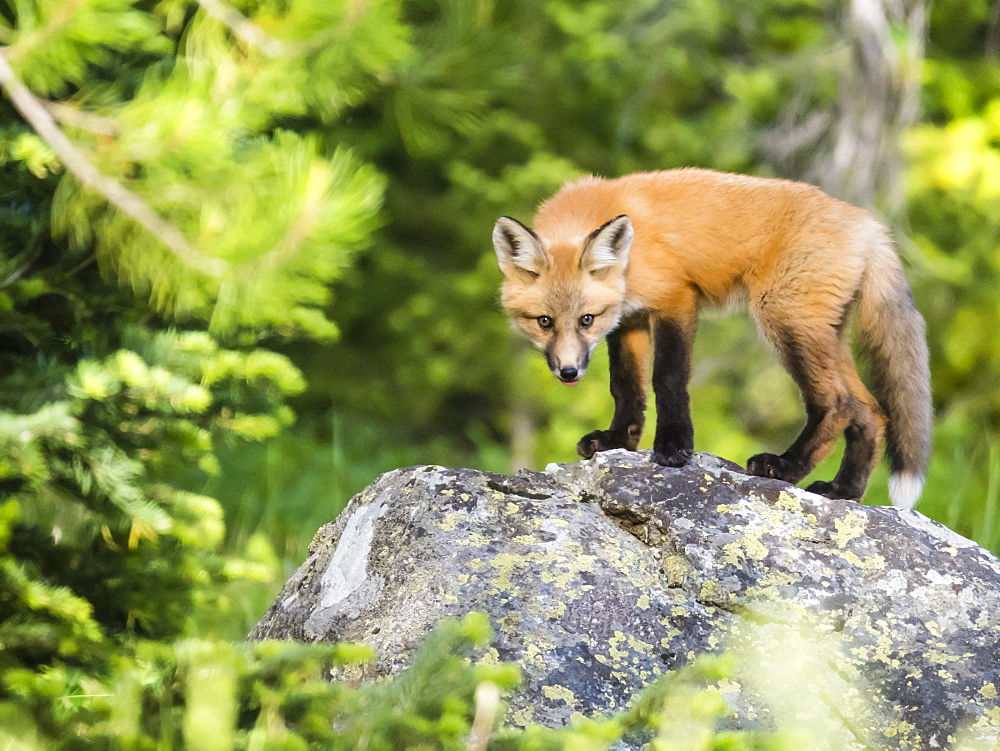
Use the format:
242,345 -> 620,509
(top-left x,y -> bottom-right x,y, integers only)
43,101 -> 117,135
0,242 -> 42,288
465,682 -> 500,751
0,50 -> 225,277
65,252 -> 97,279
194,0 -> 285,57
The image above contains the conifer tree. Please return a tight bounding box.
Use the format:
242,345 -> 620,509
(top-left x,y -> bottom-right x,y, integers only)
0,0 -> 406,737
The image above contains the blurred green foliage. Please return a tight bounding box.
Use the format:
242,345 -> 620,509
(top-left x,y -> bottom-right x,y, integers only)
0,611 -> 796,749
300,0 -> 1000,550
0,0 -> 999,746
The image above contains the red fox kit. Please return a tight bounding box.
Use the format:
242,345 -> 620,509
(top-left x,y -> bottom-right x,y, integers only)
493,169 -> 931,508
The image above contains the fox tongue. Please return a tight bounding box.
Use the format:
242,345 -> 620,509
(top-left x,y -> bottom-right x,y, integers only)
561,381 -> 578,387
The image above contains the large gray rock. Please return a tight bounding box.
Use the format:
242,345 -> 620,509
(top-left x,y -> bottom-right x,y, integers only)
250,451 -> 1000,749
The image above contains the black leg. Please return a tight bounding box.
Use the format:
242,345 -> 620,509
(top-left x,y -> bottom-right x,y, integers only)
805,393 -> 885,501
651,317 -> 694,467
746,324 -> 851,485
805,426 -> 869,500
577,323 -> 649,458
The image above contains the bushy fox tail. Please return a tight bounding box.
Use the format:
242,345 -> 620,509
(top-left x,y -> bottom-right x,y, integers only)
856,230 -> 932,510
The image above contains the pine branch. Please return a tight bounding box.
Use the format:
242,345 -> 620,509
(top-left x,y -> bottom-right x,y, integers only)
3,0 -> 85,65
195,0 -> 285,57
255,164 -> 327,275
0,50 -> 225,277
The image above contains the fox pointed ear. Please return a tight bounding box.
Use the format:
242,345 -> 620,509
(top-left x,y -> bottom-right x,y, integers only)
493,217 -> 548,277
581,215 -> 633,275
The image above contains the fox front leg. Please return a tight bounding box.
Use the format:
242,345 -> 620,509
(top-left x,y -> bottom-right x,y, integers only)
650,316 -> 695,467
577,322 -> 649,459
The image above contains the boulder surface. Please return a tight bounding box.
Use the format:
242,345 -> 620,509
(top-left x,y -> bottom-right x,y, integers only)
250,450 -> 1000,749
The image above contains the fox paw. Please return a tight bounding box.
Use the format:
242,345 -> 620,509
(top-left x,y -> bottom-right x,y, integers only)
805,480 -> 861,502
746,453 -> 807,484
652,445 -> 692,468
576,427 -> 639,459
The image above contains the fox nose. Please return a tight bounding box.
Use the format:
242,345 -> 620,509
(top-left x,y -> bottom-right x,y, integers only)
558,367 -> 578,382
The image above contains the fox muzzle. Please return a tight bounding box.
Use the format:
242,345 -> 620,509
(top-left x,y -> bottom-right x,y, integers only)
546,345 -> 589,384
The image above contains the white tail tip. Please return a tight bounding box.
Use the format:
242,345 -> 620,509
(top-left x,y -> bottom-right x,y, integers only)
889,472 -> 924,510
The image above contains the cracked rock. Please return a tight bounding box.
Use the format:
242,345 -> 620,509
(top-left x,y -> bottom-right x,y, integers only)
250,451 -> 1000,748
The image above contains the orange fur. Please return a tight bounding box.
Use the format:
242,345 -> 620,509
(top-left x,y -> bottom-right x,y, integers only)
533,170 -> 872,320
493,169 -> 931,506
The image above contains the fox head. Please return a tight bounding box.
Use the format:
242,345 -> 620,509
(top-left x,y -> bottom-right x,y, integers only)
492,214 -> 633,384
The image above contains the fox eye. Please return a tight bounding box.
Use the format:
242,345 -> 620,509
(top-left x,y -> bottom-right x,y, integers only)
537,315 -> 554,330
579,314 -> 594,328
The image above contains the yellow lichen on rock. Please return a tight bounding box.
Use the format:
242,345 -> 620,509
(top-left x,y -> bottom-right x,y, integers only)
664,554 -> 691,587
722,533 -> 769,565
884,719 -> 917,740
840,549 -> 888,570
542,684 -> 578,706
831,513 -> 867,547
